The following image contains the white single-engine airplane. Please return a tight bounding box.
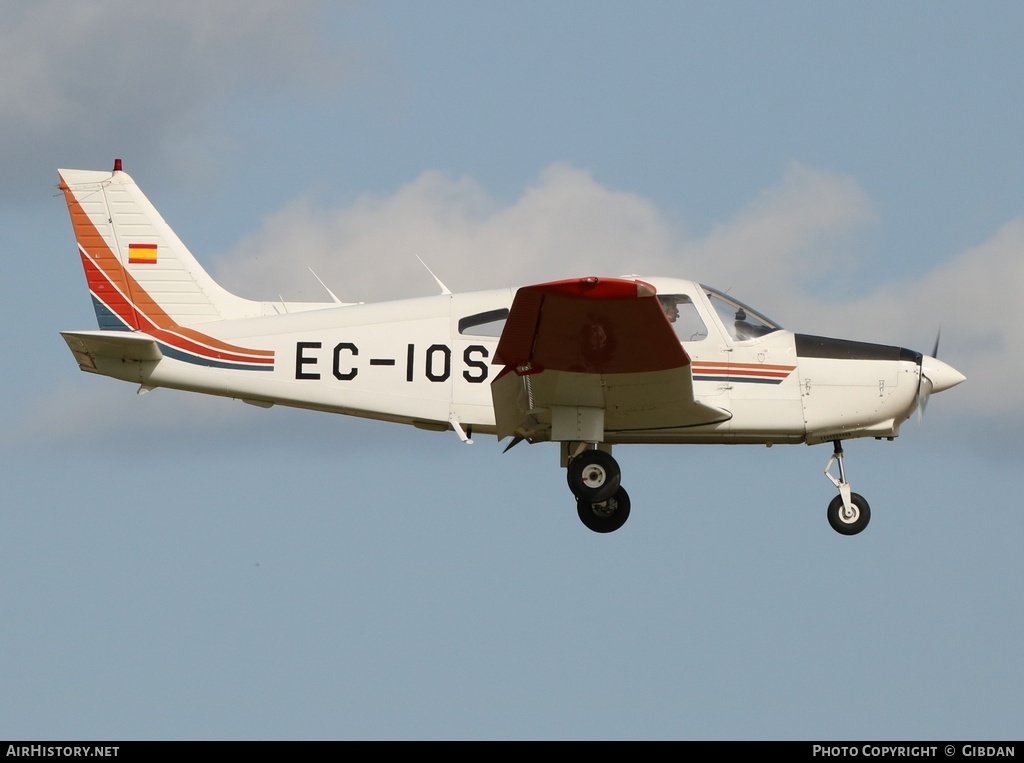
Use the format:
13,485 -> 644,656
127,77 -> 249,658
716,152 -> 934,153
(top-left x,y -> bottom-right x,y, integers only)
58,161 -> 965,534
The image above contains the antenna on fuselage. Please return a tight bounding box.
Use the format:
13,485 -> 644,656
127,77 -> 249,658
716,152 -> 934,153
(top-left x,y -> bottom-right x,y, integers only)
416,255 -> 452,295
308,267 -> 343,304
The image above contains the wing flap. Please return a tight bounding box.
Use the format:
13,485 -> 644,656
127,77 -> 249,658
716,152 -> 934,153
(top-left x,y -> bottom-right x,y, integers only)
492,365 -> 731,440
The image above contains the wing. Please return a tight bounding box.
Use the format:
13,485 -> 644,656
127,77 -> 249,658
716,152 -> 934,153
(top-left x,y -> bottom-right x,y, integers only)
490,277 -> 731,441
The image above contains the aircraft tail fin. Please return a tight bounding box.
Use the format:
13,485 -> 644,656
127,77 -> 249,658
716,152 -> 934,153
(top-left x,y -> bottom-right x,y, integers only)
59,160 -> 281,331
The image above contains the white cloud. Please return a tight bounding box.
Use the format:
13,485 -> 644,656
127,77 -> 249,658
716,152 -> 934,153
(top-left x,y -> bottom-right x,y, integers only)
214,161 -> 876,307
0,1 -> 338,119
0,1 -> 346,187
820,218 -> 1024,418
213,163 -> 680,303
682,162 -> 877,303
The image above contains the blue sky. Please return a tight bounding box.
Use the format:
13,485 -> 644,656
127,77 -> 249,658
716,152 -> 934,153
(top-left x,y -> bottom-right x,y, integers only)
1,1 -> 1022,740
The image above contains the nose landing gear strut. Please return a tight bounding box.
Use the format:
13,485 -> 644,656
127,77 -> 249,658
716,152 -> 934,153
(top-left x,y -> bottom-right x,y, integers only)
824,440 -> 871,535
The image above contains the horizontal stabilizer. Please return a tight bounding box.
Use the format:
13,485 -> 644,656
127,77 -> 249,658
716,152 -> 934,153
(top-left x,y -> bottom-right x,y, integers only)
61,330 -> 162,372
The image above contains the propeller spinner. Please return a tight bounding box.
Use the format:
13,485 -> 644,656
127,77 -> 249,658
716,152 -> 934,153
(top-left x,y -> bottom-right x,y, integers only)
915,333 -> 966,419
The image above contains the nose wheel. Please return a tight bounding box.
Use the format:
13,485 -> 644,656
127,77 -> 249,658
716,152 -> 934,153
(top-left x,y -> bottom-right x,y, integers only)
824,440 -> 871,535
827,492 -> 871,535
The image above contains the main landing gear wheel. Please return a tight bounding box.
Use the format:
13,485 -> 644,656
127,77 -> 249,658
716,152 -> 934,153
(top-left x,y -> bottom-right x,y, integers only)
566,449 -> 621,504
827,493 -> 871,536
577,486 -> 631,533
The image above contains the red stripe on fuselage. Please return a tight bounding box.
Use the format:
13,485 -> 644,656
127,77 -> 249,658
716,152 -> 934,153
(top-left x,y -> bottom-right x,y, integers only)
81,252 -> 273,365
692,361 -> 794,379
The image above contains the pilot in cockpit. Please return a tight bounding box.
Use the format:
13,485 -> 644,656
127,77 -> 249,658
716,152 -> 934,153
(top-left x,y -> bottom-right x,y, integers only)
659,295 -> 709,341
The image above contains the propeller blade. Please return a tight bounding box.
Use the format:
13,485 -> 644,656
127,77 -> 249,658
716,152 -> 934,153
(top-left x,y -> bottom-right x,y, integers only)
916,375 -> 933,422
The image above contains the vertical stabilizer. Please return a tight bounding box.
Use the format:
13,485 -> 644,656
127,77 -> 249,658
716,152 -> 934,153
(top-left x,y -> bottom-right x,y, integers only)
59,162 -> 265,329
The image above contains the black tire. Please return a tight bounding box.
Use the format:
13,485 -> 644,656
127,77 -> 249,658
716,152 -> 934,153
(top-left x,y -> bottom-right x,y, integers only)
566,449 -> 621,503
827,493 -> 871,535
577,486 -> 631,533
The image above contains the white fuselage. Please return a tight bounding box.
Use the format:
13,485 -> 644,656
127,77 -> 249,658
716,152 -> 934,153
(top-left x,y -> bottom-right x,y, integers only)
86,277 -> 923,447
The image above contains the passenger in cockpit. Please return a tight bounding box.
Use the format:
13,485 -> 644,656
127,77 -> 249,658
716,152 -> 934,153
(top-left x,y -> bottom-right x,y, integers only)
659,296 -> 680,323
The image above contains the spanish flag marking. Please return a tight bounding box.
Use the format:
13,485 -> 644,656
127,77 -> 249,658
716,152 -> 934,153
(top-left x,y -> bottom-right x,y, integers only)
128,243 -> 157,264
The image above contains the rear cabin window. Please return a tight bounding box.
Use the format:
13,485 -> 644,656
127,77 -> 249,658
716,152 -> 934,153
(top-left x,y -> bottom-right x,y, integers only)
458,308 -> 509,337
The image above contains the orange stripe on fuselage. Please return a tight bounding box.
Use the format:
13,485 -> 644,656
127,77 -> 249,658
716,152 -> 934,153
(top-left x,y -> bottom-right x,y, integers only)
692,361 -> 794,378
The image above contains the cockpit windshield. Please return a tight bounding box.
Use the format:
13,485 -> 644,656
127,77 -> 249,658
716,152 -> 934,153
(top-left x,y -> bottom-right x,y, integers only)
701,285 -> 781,341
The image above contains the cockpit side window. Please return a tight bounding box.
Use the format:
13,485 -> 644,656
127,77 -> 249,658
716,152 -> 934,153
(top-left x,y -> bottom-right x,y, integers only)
702,286 -> 781,341
458,308 -> 509,337
658,294 -> 708,342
